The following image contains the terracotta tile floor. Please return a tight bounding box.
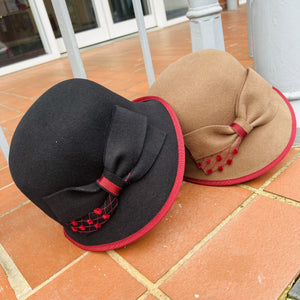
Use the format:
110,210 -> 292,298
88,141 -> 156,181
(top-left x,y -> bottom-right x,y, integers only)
1,5 -> 300,300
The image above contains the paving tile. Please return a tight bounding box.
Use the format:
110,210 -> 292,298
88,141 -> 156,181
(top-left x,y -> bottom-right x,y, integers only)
128,93 -> 145,101
8,87 -> 44,99
0,80 -> 19,92
117,90 -> 142,100
0,106 -> 21,124
0,116 -> 23,134
0,184 -> 28,216
160,196 -> 300,300
126,82 -> 149,94
3,130 -> 12,145
0,266 -> 17,300
0,151 -> 7,170
265,155 -> 300,202
117,183 -> 251,282
245,148 -> 299,189
0,167 -> 13,189
0,202 -> 85,288
239,59 -> 254,67
102,78 -> 139,92
0,94 -> 34,113
28,252 -> 146,299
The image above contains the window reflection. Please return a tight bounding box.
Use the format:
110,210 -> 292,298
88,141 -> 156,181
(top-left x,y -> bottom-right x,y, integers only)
0,0 -> 45,67
164,0 -> 188,20
108,0 -> 150,24
44,0 -> 98,38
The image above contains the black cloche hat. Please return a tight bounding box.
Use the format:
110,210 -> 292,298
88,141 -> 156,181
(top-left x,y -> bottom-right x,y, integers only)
9,79 -> 185,251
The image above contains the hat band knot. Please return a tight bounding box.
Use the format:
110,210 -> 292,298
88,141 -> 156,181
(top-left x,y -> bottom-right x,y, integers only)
230,118 -> 253,139
97,169 -> 129,197
97,176 -> 121,196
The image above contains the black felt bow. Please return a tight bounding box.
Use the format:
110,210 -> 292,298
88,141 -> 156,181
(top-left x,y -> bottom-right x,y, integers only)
43,105 -> 166,232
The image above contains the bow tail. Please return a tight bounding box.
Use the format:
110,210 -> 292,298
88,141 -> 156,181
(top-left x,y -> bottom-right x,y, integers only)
67,194 -> 119,234
196,136 -> 242,174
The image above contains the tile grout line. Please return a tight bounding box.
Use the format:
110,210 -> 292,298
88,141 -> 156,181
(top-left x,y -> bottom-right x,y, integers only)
0,113 -> 23,126
0,165 -> 8,171
20,251 -> 89,299
153,192 -> 259,288
239,184 -> 300,208
107,250 -> 171,300
260,190 -> 300,207
137,290 -> 152,300
0,103 -> 27,115
238,149 -> 300,207
1,125 -> 13,137
0,182 -> 14,191
0,90 -> 35,100
0,200 -> 30,219
258,150 -> 300,191
0,243 -> 32,299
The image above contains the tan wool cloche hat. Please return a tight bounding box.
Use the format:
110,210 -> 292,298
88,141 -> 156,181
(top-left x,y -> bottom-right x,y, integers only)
148,49 -> 296,185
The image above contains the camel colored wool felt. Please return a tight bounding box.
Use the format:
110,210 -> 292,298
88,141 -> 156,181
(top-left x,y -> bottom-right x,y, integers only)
148,49 -> 296,185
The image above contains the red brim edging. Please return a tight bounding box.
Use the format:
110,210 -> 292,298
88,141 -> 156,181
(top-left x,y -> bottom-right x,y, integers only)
184,87 -> 297,186
64,96 -> 185,251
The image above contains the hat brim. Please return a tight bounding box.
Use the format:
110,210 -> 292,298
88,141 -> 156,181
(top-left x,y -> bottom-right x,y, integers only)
183,87 -> 296,185
64,95 -> 185,251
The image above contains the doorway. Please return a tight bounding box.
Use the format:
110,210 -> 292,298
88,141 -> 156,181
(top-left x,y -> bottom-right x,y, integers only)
43,0 -> 156,53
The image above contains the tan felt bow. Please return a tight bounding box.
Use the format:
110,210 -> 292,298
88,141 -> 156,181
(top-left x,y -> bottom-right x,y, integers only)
184,68 -> 278,174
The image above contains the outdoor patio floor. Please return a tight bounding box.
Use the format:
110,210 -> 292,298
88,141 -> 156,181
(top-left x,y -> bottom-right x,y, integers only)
1,4 -> 300,300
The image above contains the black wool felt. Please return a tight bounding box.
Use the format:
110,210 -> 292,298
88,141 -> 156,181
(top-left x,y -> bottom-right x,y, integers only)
9,79 -> 181,249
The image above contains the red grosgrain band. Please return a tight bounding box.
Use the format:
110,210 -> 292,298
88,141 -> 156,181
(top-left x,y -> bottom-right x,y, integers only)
97,175 -> 122,196
230,122 -> 248,139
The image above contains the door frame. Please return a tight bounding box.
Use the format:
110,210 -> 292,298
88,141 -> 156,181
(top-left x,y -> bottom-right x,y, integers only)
50,0 -> 158,53
100,0 -> 156,39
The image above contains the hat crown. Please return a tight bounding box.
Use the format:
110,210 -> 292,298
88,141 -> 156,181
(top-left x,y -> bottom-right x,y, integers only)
148,49 -> 295,184
9,79 -> 131,218
149,49 -> 247,134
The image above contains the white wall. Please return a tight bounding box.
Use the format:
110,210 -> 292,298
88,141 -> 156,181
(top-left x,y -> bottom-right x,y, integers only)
251,0 -> 300,126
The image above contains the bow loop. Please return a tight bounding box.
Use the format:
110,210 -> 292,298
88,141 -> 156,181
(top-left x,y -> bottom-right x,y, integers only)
231,117 -> 253,137
43,105 -> 166,232
235,68 -> 278,130
185,67 -> 278,174
103,105 -> 148,179
97,106 -> 166,195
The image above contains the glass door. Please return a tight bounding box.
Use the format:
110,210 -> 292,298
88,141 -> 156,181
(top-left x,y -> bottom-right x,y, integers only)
101,0 -> 156,38
163,0 -> 188,20
42,0 -> 156,53
0,0 -> 45,67
43,0 -> 109,52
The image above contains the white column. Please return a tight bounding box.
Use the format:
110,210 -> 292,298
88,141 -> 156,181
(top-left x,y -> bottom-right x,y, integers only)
0,127 -> 9,163
151,0 -> 167,27
132,0 -> 155,87
186,0 -> 225,52
246,0 -> 253,57
51,0 -> 87,79
227,0 -> 238,10
251,0 -> 300,126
